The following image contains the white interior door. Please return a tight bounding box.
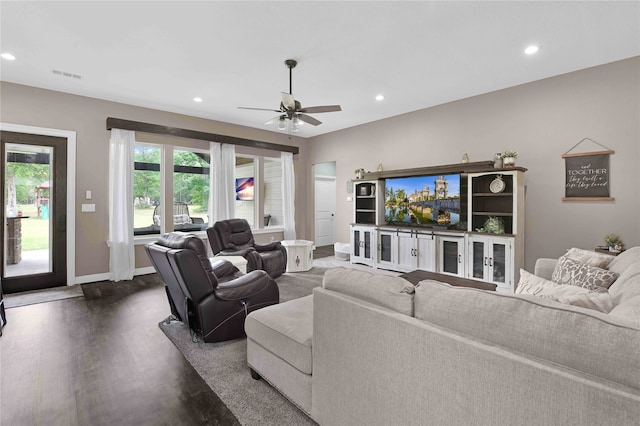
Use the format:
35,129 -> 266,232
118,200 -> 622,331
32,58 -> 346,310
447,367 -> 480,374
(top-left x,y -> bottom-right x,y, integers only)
314,176 -> 336,247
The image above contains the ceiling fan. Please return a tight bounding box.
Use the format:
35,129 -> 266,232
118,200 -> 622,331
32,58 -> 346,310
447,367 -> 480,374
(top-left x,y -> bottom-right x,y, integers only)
238,59 -> 341,132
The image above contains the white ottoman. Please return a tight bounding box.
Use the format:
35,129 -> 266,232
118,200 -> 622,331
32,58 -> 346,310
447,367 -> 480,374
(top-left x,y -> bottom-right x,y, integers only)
245,295 -> 314,415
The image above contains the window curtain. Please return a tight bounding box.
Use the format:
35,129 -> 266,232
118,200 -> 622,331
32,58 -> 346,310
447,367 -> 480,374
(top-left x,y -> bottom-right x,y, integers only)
108,128 -> 135,282
220,144 -> 236,220
208,142 -> 222,225
281,151 -> 296,240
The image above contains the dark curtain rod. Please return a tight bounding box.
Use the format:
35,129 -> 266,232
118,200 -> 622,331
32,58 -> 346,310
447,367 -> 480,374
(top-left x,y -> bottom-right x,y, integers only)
106,117 -> 299,155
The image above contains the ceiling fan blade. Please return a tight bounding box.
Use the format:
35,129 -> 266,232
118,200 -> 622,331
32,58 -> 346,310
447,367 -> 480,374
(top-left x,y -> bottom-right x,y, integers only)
298,105 -> 342,114
281,92 -> 296,110
238,106 -> 282,113
264,115 -> 284,125
297,114 -> 322,126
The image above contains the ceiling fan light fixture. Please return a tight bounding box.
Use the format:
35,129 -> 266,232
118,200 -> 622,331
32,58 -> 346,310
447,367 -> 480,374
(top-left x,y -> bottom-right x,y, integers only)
524,45 -> 539,55
278,117 -> 287,130
291,116 -> 300,132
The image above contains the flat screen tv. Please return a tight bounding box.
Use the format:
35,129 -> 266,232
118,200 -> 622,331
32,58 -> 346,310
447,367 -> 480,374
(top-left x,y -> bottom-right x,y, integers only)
384,174 -> 462,227
235,177 -> 254,201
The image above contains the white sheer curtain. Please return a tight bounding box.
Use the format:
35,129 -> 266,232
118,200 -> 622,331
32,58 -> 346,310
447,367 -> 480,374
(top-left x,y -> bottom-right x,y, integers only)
108,128 -> 135,282
208,142 -> 222,225
281,151 -> 296,240
219,143 -> 236,220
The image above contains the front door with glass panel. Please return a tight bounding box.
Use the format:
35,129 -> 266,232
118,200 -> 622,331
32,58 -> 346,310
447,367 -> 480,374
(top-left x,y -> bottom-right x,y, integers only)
1,132 -> 67,293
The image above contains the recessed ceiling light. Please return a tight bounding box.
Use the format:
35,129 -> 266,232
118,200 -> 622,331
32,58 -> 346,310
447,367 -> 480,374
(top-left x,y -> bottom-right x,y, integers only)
524,45 -> 539,55
375,94 -> 384,101
1,53 -> 16,61
193,97 -> 203,103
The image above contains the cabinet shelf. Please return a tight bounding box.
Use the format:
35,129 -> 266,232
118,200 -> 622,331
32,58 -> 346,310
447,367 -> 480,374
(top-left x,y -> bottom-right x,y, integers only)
472,192 -> 513,197
356,209 -> 377,213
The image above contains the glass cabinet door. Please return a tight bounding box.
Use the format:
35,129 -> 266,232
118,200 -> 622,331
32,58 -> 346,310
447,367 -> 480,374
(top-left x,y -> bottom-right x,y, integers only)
353,229 -> 361,258
440,238 -> 463,275
379,232 -> 392,263
471,240 -> 486,279
491,242 -> 507,284
363,230 -> 371,259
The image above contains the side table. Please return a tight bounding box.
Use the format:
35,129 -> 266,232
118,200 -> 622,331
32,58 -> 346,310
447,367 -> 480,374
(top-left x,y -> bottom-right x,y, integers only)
281,240 -> 314,272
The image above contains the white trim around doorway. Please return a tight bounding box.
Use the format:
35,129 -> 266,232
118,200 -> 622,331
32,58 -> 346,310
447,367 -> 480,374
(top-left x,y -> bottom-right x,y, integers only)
0,122 -> 76,286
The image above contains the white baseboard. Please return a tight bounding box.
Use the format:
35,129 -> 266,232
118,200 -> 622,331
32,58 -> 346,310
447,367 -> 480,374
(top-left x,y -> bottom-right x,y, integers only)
74,266 -> 158,285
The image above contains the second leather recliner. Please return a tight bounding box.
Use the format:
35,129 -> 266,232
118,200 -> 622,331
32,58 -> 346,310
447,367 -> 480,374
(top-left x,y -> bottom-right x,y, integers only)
207,218 -> 287,278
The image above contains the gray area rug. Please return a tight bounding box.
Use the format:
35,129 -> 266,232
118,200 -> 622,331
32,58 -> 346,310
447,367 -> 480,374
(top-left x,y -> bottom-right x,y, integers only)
159,267 -> 328,426
4,284 -> 84,308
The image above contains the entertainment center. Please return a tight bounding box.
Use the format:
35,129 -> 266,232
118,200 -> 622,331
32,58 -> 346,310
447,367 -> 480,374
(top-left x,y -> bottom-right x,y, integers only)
350,161 -> 526,292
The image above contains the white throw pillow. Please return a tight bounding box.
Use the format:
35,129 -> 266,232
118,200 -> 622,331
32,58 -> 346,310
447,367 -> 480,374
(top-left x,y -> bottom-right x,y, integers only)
551,256 -> 619,290
517,269 -> 591,298
517,269 -> 614,313
563,247 -> 615,269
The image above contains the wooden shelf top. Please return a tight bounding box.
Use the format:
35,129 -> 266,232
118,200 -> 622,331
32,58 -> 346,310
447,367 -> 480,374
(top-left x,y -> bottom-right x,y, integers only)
362,161 -> 527,180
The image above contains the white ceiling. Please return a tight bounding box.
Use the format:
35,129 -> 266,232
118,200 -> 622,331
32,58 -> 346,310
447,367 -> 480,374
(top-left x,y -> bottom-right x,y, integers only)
1,1 -> 638,138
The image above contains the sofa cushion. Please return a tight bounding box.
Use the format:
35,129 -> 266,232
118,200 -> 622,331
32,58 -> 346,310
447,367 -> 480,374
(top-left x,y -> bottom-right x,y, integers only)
245,295 -> 313,375
609,295 -> 640,328
322,268 -> 414,316
607,246 -> 640,275
608,268 -> 640,305
551,256 -> 618,290
414,280 -> 640,390
564,247 -> 615,268
556,291 -> 614,313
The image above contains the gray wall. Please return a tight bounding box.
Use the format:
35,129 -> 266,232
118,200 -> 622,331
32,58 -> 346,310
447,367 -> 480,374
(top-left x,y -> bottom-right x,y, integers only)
0,82 -> 309,278
307,57 -> 640,271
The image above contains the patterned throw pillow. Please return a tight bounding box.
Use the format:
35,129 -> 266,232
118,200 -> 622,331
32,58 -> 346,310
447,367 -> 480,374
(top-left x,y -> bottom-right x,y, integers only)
551,256 -> 619,290
563,247 -> 615,269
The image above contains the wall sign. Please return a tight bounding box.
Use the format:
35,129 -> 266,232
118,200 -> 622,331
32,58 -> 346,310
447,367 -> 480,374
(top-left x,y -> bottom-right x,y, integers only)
562,138 -> 614,201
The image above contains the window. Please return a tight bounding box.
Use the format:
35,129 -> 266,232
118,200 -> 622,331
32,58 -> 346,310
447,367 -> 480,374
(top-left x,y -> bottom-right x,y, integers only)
173,149 -> 209,230
263,157 -> 282,227
133,144 -> 161,235
235,156 -> 255,227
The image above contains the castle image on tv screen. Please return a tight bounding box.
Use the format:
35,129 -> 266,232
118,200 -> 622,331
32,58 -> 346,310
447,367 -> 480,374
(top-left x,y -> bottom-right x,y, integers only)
384,174 -> 461,226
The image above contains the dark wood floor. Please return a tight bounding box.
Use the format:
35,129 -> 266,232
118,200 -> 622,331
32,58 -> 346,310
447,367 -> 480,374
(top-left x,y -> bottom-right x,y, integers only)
313,245 -> 334,259
1,274 -> 239,426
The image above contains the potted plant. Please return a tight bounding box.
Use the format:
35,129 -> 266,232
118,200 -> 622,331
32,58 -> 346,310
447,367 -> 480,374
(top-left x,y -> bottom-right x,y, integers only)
354,168 -> 365,179
604,234 -> 624,252
501,150 -> 518,168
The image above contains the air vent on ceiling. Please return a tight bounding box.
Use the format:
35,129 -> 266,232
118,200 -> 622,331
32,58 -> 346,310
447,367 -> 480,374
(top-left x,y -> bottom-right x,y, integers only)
52,69 -> 82,80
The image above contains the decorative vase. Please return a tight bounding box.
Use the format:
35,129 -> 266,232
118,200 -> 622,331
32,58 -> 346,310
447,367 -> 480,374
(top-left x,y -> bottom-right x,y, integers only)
355,169 -> 364,179
503,157 -> 515,168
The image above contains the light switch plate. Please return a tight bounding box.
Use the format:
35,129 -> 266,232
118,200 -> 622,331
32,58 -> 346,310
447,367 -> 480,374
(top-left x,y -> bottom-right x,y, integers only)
86,190 -> 92,200
81,204 -> 95,212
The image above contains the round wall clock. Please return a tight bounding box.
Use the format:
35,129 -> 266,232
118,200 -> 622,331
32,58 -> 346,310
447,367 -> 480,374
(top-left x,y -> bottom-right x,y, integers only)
489,175 -> 506,193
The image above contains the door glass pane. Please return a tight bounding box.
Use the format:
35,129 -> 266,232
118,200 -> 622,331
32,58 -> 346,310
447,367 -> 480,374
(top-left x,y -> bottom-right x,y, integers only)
472,241 -> 485,279
442,240 -> 458,274
235,156 -> 255,227
380,234 -> 392,262
364,231 -> 371,258
353,230 -> 361,257
492,243 -> 506,283
4,144 -> 53,277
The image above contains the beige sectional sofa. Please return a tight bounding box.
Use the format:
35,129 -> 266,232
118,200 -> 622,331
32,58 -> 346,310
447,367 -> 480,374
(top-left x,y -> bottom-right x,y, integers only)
245,247 -> 640,425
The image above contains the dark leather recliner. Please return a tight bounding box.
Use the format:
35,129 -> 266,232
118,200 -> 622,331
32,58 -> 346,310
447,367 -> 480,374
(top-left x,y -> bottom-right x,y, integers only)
145,232 -> 279,343
207,218 -> 287,278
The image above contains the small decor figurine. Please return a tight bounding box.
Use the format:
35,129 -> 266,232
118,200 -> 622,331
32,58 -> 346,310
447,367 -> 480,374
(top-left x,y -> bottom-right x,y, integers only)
354,168 -> 365,179
493,153 -> 503,169
461,153 -> 469,163
377,163 -> 384,172
604,234 -> 624,252
501,150 -> 518,168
